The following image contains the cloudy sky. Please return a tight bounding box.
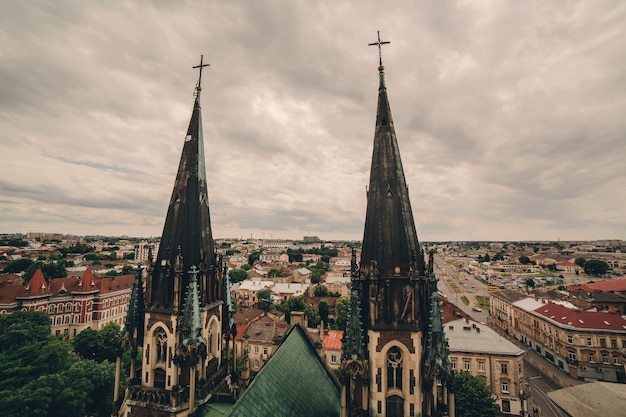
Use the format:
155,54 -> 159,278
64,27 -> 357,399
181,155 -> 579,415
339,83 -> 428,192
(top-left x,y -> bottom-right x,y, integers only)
1,1 -> 625,242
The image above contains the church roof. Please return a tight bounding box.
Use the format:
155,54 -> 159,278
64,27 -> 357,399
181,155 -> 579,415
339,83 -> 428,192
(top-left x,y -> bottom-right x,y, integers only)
360,62 -> 424,277
204,325 -> 340,417
149,73 -> 217,310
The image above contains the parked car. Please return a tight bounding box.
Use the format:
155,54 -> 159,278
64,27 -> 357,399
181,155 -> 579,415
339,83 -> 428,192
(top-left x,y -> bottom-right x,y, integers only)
472,307 -> 482,312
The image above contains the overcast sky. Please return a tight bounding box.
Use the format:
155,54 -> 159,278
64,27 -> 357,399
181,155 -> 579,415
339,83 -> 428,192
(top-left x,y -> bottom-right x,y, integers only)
1,1 -> 625,242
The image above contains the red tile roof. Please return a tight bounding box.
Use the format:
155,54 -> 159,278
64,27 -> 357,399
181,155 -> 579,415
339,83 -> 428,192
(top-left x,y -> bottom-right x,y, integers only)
567,279 -> 626,293
323,329 -> 343,351
533,301 -> 626,332
20,268 -> 51,298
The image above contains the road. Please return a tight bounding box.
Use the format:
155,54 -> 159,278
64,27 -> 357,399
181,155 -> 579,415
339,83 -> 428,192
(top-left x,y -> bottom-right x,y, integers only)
524,360 -> 568,417
434,254 -> 489,322
435,254 -> 569,417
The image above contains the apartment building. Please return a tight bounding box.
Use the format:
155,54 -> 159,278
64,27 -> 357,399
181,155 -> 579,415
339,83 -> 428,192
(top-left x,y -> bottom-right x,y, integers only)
491,290 -> 626,383
446,318 -> 526,415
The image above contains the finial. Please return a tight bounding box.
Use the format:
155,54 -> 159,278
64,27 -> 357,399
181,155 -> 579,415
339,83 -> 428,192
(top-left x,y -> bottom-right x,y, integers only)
368,30 -> 390,68
193,55 -> 210,91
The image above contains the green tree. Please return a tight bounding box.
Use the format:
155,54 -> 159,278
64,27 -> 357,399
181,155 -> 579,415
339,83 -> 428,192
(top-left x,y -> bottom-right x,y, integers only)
525,278 -> 535,291
314,284 -> 330,297
519,255 -> 531,265
257,288 -> 273,311
575,257 -> 586,268
121,264 -> 136,275
241,263 -> 251,271
584,259 -> 609,276
123,252 -> 135,260
333,296 -> 350,330
310,270 -> 323,284
3,257 -> 34,273
105,270 -> 119,276
287,295 -> 306,312
304,305 -> 320,328
228,269 -> 248,283
248,251 -> 261,266
454,371 -> 498,417
318,299 -> 330,325
268,268 -> 283,277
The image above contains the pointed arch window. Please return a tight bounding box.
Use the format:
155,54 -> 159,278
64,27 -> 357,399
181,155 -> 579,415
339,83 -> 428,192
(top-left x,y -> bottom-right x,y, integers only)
155,327 -> 168,363
387,346 -> 403,390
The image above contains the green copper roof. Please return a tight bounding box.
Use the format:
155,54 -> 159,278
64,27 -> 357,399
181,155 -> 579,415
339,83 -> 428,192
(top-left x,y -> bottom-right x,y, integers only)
206,325 -> 340,417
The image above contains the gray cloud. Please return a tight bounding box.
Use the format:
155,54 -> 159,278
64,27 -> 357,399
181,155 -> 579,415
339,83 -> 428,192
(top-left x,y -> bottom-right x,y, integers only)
1,1 -> 624,241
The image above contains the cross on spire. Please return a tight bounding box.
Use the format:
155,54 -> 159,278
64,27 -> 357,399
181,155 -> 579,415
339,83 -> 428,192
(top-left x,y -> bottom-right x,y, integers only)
193,55 -> 210,90
368,31 -> 390,66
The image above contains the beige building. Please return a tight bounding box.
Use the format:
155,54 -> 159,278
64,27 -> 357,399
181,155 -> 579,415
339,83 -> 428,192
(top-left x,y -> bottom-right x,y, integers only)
446,318 -> 526,416
491,290 -> 626,383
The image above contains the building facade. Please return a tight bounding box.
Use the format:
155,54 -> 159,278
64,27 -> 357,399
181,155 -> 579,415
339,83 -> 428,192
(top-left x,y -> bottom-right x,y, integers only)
446,318 -> 526,415
0,267 -> 133,337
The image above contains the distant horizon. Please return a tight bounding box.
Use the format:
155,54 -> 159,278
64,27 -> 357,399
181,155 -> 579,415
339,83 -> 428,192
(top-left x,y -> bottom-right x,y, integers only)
2,230 -> 623,245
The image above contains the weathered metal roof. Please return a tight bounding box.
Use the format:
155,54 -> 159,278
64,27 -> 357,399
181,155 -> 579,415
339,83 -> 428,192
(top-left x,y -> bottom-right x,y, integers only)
148,85 -> 219,311
360,65 -> 424,278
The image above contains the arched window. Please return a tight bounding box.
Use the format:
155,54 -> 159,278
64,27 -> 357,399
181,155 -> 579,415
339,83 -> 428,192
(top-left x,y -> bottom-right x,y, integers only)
386,394 -> 404,417
387,346 -> 403,390
155,327 -> 168,363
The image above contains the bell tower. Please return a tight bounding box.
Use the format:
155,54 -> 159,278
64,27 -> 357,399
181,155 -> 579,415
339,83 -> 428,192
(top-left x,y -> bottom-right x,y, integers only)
341,33 -> 453,417
115,56 -> 227,417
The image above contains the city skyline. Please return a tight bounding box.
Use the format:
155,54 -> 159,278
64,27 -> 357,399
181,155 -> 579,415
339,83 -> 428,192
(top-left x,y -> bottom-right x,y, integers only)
1,2 -> 625,242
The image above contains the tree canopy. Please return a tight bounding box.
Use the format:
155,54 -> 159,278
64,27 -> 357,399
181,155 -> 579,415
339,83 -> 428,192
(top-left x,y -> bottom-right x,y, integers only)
0,311 -> 116,417
584,259 -> 609,276
333,296 -> 350,330
454,371 -> 498,417
519,255 -> 531,265
228,268 -> 248,283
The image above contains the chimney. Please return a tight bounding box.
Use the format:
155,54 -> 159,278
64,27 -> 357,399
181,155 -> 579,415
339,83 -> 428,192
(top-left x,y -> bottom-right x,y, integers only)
291,311 -> 306,327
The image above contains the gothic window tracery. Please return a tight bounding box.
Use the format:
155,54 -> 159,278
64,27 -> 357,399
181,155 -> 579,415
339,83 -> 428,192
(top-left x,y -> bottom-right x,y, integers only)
155,327 -> 167,363
387,346 -> 403,390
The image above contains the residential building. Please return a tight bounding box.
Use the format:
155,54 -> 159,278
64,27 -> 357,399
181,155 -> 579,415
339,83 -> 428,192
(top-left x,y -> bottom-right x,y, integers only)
0,267 -> 133,337
446,318 -> 526,415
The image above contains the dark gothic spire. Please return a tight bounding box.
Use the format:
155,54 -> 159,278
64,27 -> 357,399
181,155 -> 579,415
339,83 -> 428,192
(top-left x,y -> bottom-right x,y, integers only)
423,273 -> 452,384
120,267 -> 145,350
360,40 -> 425,279
341,249 -> 366,361
148,56 -> 218,311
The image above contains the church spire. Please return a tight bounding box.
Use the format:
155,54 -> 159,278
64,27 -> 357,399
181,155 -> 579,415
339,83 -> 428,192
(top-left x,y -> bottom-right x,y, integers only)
148,56 -> 219,312
361,33 -> 425,281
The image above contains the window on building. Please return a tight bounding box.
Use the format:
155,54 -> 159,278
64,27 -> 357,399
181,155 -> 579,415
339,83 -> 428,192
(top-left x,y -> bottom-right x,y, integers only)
464,361 -> 471,371
386,347 -> 403,390
587,338 -> 592,346
614,356 -> 621,365
451,361 -> 456,370
602,355 -> 609,364
502,381 -> 509,393
501,363 -> 508,374
567,335 -> 573,344
622,340 -> 626,349
611,339 -> 617,349
263,347 -> 268,355
589,353 -> 595,363
155,328 -> 167,363
254,359 -> 259,368
502,399 -> 511,413
331,355 -> 337,363
600,339 -> 607,348
254,346 -> 259,354
478,362 -> 485,372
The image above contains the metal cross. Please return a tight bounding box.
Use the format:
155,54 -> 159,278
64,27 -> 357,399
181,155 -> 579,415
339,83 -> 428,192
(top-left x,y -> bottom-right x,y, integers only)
193,55 -> 210,88
368,31 -> 390,66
